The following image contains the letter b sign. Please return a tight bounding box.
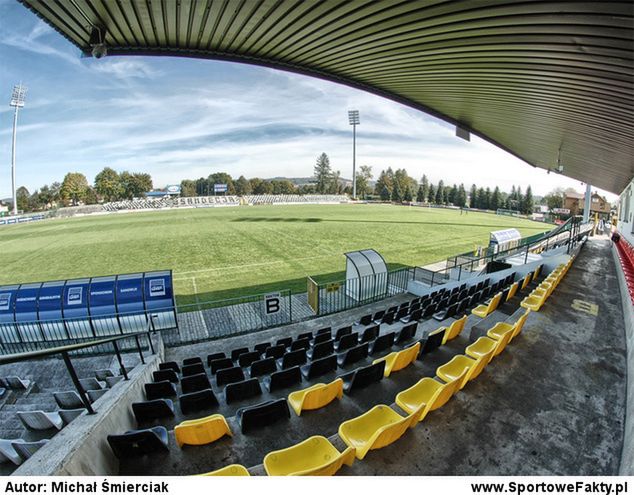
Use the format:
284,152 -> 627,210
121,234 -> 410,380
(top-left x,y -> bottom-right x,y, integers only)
264,293 -> 281,315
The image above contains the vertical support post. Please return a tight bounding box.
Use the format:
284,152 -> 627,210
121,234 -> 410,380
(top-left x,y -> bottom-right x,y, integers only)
146,332 -> 155,354
11,106 -> 19,215
352,123 -> 357,199
134,335 -> 145,364
583,183 -> 591,224
62,351 -> 95,414
112,340 -> 129,380
524,244 -> 530,264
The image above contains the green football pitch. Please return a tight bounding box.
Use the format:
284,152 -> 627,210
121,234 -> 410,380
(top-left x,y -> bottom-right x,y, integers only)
0,204 -> 549,307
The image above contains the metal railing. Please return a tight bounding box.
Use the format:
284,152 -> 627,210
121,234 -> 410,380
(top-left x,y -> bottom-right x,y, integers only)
421,217 -> 590,287
0,329 -> 156,414
313,266 -> 415,316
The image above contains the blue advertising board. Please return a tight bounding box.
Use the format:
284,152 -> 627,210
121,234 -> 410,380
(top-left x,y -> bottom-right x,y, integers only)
116,273 -> 146,332
89,276 -> 119,336
15,283 -> 43,342
144,271 -> 176,330
214,183 -> 228,193
38,281 -> 66,340
0,285 -> 20,343
63,279 -> 93,339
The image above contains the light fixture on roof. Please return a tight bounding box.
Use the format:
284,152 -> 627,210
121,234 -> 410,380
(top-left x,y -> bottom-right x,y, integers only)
556,145 -> 564,174
89,26 -> 107,59
9,83 -> 27,216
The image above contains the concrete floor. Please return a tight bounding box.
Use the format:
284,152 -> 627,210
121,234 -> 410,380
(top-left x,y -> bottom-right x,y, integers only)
120,239 -> 627,475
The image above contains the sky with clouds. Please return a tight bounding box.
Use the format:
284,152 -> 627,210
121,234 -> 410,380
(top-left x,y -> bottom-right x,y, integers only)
0,0 -> 617,201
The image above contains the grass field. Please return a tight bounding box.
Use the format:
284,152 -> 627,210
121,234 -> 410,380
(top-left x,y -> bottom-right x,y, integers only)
0,204 -> 549,307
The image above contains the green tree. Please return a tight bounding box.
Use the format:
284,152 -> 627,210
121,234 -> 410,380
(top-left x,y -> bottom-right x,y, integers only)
180,179 -> 197,197
16,186 -> 29,212
355,165 -> 373,198
476,187 -> 486,209
469,184 -> 477,208
329,170 -> 341,194
234,175 -> 251,196
427,183 -> 436,203
208,172 -> 235,195
121,172 -> 152,199
84,186 -> 98,205
522,185 -> 534,214
374,168 -> 394,197
448,184 -> 458,205
60,172 -> 89,205
484,187 -> 492,210
420,175 -> 429,203
253,179 -> 273,194
94,167 -> 123,201
314,153 -> 332,193
416,184 -> 426,203
380,185 -> 391,201
456,184 -> 467,207
392,182 -> 402,202
403,186 -> 413,202
491,186 -> 502,211
543,188 -> 564,211
435,180 -> 444,204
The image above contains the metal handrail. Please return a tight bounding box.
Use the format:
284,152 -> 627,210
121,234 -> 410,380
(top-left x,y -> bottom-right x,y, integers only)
0,327 -> 155,415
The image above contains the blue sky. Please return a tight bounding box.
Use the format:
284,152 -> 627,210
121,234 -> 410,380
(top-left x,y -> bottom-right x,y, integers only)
0,0 -> 616,201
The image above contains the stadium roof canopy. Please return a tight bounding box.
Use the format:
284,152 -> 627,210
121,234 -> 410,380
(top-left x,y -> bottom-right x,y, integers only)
20,0 -> 634,194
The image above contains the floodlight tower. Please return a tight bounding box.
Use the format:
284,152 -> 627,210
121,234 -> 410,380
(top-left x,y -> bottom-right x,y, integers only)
348,110 -> 360,199
9,83 -> 27,216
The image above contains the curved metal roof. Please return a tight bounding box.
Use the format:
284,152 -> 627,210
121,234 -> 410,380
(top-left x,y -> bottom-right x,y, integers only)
19,0 -> 634,194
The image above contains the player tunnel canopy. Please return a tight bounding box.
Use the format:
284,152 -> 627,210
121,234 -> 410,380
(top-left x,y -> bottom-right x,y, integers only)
19,1 -> 634,194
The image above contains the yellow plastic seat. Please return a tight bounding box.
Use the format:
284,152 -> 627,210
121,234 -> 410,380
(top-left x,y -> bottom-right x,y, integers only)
520,294 -> 545,311
442,315 -> 467,344
287,378 -> 343,416
510,309 -> 530,340
471,292 -> 502,318
339,404 -> 422,460
199,464 -> 250,476
263,436 -> 355,476
373,341 -> 420,377
520,273 -> 532,290
437,350 -> 493,389
506,281 -> 519,301
395,370 -> 466,421
465,336 -> 498,364
485,325 -> 514,357
174,414 -> 232,448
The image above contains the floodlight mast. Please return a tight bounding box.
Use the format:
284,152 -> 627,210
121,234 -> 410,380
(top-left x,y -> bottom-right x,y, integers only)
9,83 -> 27,216
348,110 -> 360,199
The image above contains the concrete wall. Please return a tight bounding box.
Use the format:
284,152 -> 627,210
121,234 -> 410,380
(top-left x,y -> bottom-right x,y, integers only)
611,244 -> 634,475
14,335 -> 165,476
617,177 -> 633,245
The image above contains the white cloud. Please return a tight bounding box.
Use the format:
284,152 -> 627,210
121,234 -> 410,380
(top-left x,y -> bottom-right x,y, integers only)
90,59 -> 162,79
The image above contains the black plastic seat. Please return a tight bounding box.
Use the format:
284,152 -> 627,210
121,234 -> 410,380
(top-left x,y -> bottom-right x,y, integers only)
144,381 -> 176,401
316,326 -> 331,336
249,357 -> 277,378
263,366 -> 302,392
395,308 -> 408,320
395,323 -> 417,345
265,344 -> 286,359
455,298 -> 469,316
368,332 -> 395,355
421,303 -> 437,319
296,331 -> 313,341
238,351 -> 261,368
158,362 -> 180,374
401,308 -> 422,323
275,337 -> 292,348
301,354 -> 337,379
359,325 -> 379,343
231,347 -> 250,362
290,338 -> 311,351
179,388 -> 219,415
278,348 -> 307,369
335,326 -> 352,340
182,357 -> 203,367
312,332 -> 331,345
131,399 -> 175,423
209,357 -> 234,374
500,287 -> 510,304
334,332 -> 359,352
387,305 -> 398,314
381,312 -> 395,325
339,360 -> 385,394
216,366 -> 245,387
337,342 -> 369,367
467,285 -> 476,296
107,426 -> 169,459
433,302 -> 458,321
254,342 -> 271,354
419,330 -> 445,358
372,310 -> 385,322
181,373 -> 211,394
152,369 -> 178,384
307,339 -> 334,360
236,398 -> 290,434
358,314 -> 373,326
182,362 -> 206,377
225,378 -> 262,404
206,353 -> 226,366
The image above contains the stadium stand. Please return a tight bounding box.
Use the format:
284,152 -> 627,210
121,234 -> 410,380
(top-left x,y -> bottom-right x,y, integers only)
243,195 -> 349,206
287,378 -> 344,416
263,436 -> 355,476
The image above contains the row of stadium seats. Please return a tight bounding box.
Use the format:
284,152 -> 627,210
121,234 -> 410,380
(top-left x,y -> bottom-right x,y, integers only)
242,194 -> 349,205
104,261 -> 557,474
614,235 -> 634,304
